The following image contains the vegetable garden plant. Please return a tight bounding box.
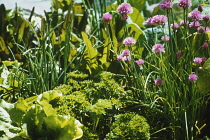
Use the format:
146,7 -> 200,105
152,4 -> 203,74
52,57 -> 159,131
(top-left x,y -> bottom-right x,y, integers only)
1,0 -> 210,139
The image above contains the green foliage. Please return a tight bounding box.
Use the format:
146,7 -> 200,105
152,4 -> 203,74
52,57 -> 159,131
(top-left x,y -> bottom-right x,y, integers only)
0,90 -> 83,140
0,60 -> 30,102
198,58 -> 210,94
54,71 -> 150,139
106,113 -> 150,139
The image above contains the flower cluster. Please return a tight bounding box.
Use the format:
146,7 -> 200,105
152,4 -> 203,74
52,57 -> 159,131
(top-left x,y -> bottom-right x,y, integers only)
146,15 -> 168,26
117,49 -> 132,61
193,57 -> 206,65
160,0 -> 173,10
170,23 -> 179,30
202,43 -> 209,49
180,20 -> 189,26
123,37 -> 136,46
154,78 -> 164,86
102,13 -> 112,22
203,15 -> 210,22
152,44 -> 165,53
117,2 -> 133,20
135,59 -> 145,67
161,35 -> 170,42
188,73 -> 198,82
188,11 -> 202,21
177,0 -> 192,8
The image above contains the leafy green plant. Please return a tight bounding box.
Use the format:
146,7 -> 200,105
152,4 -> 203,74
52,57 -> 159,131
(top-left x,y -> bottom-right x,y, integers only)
106,113 -> 150,139
53,70 -> 150,139
0,90 -> 83,140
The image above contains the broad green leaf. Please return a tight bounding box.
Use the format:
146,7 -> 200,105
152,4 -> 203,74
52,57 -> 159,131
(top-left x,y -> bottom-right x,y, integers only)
81,31 -> 98,64
39,101 -> 57,117
100,29 -> 110,64
43,115 -> 83,140
18,20 -> 29,42
0,37 -> 9,54
106,4 -> 118,12
110,21 -> 118,53
9,98 -> 30,125
197,58 -> 210,94
39,90 -> 61,102
129,7 -> 144,27
118,23 -> 144,40
128,0 -> 146,12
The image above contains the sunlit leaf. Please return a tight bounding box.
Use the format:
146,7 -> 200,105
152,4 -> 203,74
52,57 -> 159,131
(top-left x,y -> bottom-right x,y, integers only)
129,7 -> 144,27
197,58 -> 210,94
81,31 -> 98,64
0,37 -> 9,55
128,0 -> 146,12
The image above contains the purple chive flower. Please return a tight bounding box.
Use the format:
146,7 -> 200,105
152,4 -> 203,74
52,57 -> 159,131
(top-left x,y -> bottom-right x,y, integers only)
170,23 -> 179,30
161,35 -> 170,42
188,10 -> 202,21
117,55 -> 123,61
135,59 -> 145,66
123,37 -> 136,46
202,58 -> 207,63
176,51 -> 182,59
177,0 -> 192,8
197,26 -> 210,34
180,20 -> 189,26
122,49 -> 130,56
117,49 -> 132,61
154,78 -> 164,86
193,57 -> 203,64
160,0 -> 173,10
122,55 -> 132,61
150,15 -> 168,25
189,21 -> 200,28
145,18 -> 153,25
102,13 -> 112,22
188,73 -> 198,82
117,2 -> 133,20
152,44 -> 165,53
202,43 -> 209,49
203,15 -> 210,22
198,5 -> 203,12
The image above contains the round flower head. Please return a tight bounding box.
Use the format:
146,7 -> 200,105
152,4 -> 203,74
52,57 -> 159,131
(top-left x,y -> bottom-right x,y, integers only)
151,15 -> 168,25
170,23 -> 179,30
145,18 -> 153,25
154,78 -> 164,86
197,26 -> 210,34
117,3 -> 133,14
152,44 -> 165,53
136,59 -> 145,66
198,5 -> 203,12
117,55 -> 123,61
193,57 -> 203,65
177,0 -> 192,8
121,49 -> 130,56
203,15 -> 210,22
188,73 -> 198,82
160,0 -> 173,10
123,37 -> 136,46
176,51 -> 182,59
161,35 -> 170,42
180,20 -> 189,26
188,10 -> 202,21
189,21 -> 200,28
117,2 -> 133,20
118,50 -> 132,61
202,42 -> 209,49
122,56 -> 132,61
102,13 -> 112,22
